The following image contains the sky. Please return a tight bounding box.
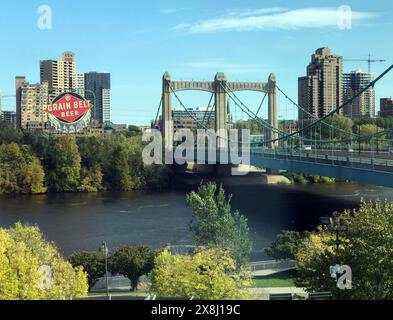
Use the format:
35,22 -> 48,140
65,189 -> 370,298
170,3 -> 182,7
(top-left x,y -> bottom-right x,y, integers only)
0,0 -> 393,125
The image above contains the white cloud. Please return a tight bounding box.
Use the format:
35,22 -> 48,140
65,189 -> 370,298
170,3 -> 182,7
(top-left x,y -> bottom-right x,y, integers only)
226,7 -> 288,17
173,7 -> 378,34
183,59 -> 265,75
171,23 -> 191,31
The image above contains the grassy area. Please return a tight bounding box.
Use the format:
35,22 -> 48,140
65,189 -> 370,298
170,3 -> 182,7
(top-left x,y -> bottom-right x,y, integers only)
252,270 -> 297,288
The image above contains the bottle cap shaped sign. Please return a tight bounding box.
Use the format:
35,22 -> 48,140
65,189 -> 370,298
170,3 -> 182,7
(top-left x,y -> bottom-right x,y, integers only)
45,93 -> 94,123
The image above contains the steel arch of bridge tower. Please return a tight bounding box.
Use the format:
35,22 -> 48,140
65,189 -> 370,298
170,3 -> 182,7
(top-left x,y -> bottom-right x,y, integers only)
162,72 -> 278,151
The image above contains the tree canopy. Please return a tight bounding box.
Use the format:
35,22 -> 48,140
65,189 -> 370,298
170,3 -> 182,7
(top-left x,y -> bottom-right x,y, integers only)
149,249 -> 252,300
296,199 -> 393,300
0,223 -> 88,300
186,182 -> 252,267
109,245 -> 156,291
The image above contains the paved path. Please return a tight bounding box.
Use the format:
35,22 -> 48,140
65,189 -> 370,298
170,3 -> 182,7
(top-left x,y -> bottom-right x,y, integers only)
250,287 -> 307,300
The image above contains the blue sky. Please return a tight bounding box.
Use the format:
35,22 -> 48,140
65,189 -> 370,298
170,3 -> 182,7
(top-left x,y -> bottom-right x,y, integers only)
0,0 -> 392,125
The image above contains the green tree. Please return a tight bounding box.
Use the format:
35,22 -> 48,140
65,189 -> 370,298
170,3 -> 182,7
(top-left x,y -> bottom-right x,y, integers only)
0,223 -> 88,300
186,182 -> 252,267
316,114 -> 354,140
79,164 -> 103,192
0,143 -> 46,194
109,245 -> 155,291
0,120 -> 23,144
359,124 -> 383,136
265,230 -> 303,260
149,249 -> 252,300
46,136 -> 81,192
296,199 -> 393,300
69,252 -> 106,290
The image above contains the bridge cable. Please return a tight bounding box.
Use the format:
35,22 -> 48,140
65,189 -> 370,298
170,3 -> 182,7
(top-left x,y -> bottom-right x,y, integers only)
259,63 -> 393,145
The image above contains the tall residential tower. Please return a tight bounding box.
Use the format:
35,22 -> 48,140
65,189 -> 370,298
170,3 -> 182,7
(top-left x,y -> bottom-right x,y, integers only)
84,72 -> 111,126
298,48 -> 343,119
343,69 -> 375,118
40,51 -> 77,100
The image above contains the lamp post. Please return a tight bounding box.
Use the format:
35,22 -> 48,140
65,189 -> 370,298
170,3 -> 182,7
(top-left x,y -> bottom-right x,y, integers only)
99,241 -> 109,299
320,217 -> 341,300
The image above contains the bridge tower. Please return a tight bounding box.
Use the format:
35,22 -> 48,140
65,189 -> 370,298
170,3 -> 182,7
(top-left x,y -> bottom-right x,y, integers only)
161,72 -> 279,154
268,73 -> 278,148
162,72 -> 173,155
214,72 -> 228,148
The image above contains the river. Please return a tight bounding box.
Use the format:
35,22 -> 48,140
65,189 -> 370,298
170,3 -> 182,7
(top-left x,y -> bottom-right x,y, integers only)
1,178 -> 392,261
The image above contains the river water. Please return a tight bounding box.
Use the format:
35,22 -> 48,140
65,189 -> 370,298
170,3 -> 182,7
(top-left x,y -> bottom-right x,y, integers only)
1,178 -> 392,261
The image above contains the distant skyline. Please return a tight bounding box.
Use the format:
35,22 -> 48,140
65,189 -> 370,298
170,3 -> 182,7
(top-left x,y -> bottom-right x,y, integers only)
0,0 -> 393,125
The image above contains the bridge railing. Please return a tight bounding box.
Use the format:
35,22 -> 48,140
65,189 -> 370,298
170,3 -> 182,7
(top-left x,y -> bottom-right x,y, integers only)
250,147 -> 393,173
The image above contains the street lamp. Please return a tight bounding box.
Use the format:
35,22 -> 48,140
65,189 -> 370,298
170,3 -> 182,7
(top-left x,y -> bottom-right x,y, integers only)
99,241 -> 110,299
319,217 -> 345,300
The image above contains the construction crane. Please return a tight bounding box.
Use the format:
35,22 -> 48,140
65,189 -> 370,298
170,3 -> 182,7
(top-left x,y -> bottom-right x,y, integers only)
344,54 -> 386,76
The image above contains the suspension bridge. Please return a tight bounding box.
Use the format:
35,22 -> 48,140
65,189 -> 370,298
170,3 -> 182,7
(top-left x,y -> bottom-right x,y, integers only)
153,65 -> 393,188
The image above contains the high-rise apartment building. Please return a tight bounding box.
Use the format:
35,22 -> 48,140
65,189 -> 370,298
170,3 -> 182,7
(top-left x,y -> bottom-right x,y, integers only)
298,47 -> 343,119
76,73 -> 85,97
15,76 -> 26,128
380,98 -> 393,117
343,69 -> 375,118
84,72 -> 111,126
40,51 -> 77,101
16,79 -> 49,129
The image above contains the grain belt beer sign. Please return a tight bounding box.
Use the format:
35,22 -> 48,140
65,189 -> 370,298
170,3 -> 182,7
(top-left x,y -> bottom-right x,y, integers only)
44,92 -> 93,133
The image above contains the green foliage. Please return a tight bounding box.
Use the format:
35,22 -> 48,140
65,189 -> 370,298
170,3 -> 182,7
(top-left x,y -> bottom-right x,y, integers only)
0,223 -> 88,300
265,230 -> 303,260
283,172 -> 335,184
109,245 -> 156,291
68,252 -> 106,290
0,125 -> 174,194
296,199 -> 393,300
149,249 -> 252,300
126,125 -> 142,137
0,143 -> 46,194
359,124 -> 384,136
46,136 -> 81,192
0,120 -> 23,144
79,165 -> 103,192
186,182 -> 252,267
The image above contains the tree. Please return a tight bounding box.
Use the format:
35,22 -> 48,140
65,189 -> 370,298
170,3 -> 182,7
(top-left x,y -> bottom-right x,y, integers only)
0,223 -> 88,300
296,200 -> 393,300
149,249 -> 252,300
109,245 -> 155,291
186,182 -> 252,267
317,114 -> 353,140
0,143 -> 46,194
0,120 -> 23,144
79,164 -> 103,192
265,230 -> 303,260
46,136 -> 81,192
69,252 -> 106,290
359,124 -> 383,136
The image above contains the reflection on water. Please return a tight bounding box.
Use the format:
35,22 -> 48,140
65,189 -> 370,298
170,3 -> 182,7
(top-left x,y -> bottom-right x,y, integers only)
0,180 -> 392,261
